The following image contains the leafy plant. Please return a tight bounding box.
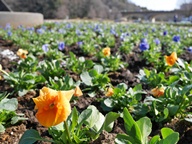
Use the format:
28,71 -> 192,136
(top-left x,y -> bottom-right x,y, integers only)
101,83 -> 146,113
80,65 -> 110,97
16,54 -> 39,72
3,70 -> 45,96
38,59 -> 66,80
115,108 -> 179,144
138,68 -> 179,88
19,105 -> 119,144
0,92 -> 27,133
66,52 -> 94,74
143,84 -> 192,123
101,54 -> 128,72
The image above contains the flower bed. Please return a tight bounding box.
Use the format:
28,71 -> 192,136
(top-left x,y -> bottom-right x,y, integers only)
0,22 -> 192,144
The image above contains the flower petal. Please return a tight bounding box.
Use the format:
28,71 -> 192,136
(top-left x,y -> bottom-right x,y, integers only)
74,86 -> 83,97
59,89 -> 75,101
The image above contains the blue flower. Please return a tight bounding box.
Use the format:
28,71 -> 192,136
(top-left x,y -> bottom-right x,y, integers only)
143,32 -> 148,36
172,35 -> 180,42
120,33 -> 128,41
141,38 -> 148,43
37,28 -> 44,34
58,42 -> 65,51
139,42 -> 149,51
27,27 -> 34,32
66,23 -> 72,29
58,29 -> 66,34
77,41 -> 83,47
42,44 -> 49,52
163,31 -> 168,36
110,29 -> 116,35
154,38 -> 160,45
7,31 -> 12,37
76,29 -> 81,36
94,24 -> 103,33
41,25 -> 47,30
187,46 -> 192,53
5,23 -> 11,30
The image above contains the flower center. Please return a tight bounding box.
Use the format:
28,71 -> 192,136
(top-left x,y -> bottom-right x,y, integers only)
49,103 -> 55,109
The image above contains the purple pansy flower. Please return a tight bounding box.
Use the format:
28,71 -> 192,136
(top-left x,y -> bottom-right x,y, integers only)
42,44 -> 49,52
5,23 -> 11,30
141,38 -> 148,43
66,23 -> 72,29
58,29 -> 66,34
187,46 -> 192,53
77,41 -> 83,47
76,29 -> 81,36
163,31 -> 168,36
27,27 -> 34,32
172,35 -> 180,42
7,31 -> 12,37
110,29 -> 116,35
37,28 -> 44,34
58,42 -> 65,51
139,39 -> 149,51
154,38 -> 160,45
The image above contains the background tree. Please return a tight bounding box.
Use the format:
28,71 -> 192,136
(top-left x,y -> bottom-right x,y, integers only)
4,0 -> 142,20
177,0 -> 192,16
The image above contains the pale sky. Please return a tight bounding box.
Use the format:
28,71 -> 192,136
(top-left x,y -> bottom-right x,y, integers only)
131,0 -> 179,11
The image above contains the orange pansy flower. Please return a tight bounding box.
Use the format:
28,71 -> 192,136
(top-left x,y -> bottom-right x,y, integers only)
105,87 -> 114,97
74,86 -> 83,97
32,87 -> 75,127
102,47 -> 111,57
165,52 -> 178,66
17,49 -> 28,59
150,87 -> 165,97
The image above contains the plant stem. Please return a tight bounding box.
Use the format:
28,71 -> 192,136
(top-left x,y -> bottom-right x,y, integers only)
0,69 -> 9,76
64,121 -> 72,143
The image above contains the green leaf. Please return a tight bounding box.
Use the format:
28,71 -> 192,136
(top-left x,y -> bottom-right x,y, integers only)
115,134 -> 135,144
93,65 -> 103,73
103,98 -> 113,108
163,108 -> 169,119
149,135 -> 160,144
177,58 -> 185,68
0,123 -> 5,133
71,107 -> 78,132
100,112 -> 120,133
18,90 -> 29,97
11,116 -> 28,125
0,98 -> 18,111
159,132 -> 179,144
52,122 -> 64,131
167,105 -> 179,116
181,84 -> 192,95
88,91 -> 96,97
78,109 -> 92,126
85,105 -> 105,132
184,115 -> 192,123
19,129 -> 44,144
80,71 -> 93,86
161,128 -> 174,139
123,108 -> 142,143
136,117 -> 152,143
167,75 -> 179,85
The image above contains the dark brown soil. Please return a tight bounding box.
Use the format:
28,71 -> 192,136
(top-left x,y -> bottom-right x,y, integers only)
0,37 -> 192,144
